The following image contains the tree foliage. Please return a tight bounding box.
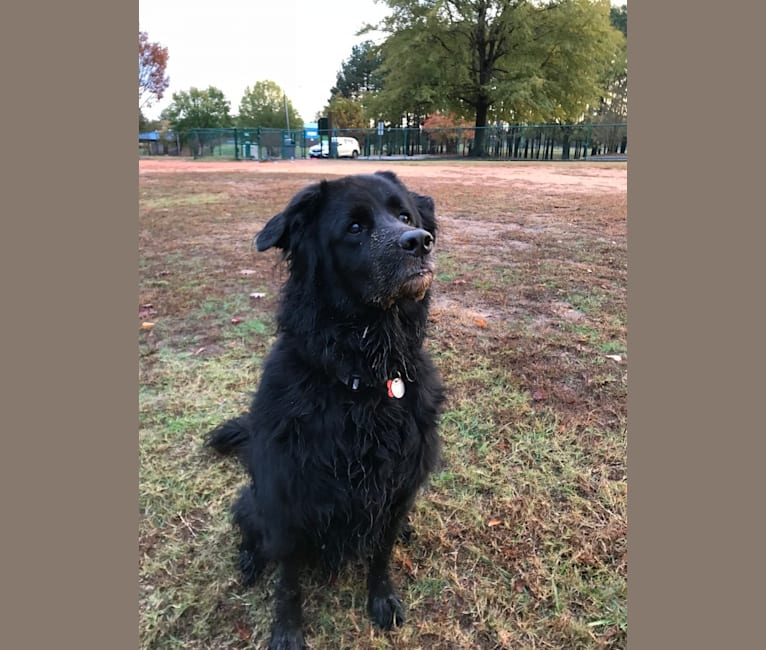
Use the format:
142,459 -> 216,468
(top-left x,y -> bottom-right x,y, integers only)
322,95 -> 367,129
238,81 -> 303,129
422,112 -> 475,152
610,3 -> 627,36
366,23 -> 444,126
163,86 -> 233,132
324,41 -> 385,126
527,0 -> 624,123
139,110 -> 163,133
369,0 -> 624,154
592,3 -> 627,122
331,41 -> 385,101
139,31 -> 170,109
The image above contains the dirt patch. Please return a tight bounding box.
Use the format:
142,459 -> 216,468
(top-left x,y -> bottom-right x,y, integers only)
139,157 -> 626,193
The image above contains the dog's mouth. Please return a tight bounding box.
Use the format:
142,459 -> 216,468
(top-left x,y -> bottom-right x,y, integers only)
399,268 -> 434,302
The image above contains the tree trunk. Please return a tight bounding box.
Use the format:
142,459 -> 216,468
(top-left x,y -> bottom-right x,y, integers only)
471,100 -> 490,157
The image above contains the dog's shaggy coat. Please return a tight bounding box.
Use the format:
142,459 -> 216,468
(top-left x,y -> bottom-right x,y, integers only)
206,171 -> 444,650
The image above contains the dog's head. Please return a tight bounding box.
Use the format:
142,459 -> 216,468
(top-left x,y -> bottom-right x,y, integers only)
255,171 -> 438,310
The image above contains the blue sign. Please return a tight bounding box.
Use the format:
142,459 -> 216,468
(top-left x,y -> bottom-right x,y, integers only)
305,123 -> 318,138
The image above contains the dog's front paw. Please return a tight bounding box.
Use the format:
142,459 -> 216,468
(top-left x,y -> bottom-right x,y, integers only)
269,624 -> 305,650
368,591 -> 405,630
238,548 -> 266,587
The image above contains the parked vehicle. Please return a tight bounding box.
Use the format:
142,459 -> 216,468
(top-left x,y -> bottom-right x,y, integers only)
309,137 -> 360,159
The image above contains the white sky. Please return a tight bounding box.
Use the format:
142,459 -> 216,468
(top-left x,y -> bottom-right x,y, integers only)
139,0 -> 390,124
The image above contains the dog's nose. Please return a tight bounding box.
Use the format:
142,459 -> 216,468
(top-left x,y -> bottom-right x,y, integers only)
399,229 -> 434,256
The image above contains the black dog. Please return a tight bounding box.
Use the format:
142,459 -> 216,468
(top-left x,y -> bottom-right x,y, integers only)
205,171 -> 445,650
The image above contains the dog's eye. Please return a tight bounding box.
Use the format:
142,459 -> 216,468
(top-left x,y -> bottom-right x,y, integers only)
399,213 -> 411,224
347,222 -> 363,234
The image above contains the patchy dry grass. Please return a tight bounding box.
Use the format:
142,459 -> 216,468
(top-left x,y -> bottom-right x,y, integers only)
139,163 -> 627,649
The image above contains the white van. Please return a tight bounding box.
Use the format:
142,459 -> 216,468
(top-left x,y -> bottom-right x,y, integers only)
309,137 -> 360,159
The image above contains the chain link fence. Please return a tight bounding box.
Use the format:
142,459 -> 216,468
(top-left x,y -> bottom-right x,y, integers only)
141,123 -> 626,162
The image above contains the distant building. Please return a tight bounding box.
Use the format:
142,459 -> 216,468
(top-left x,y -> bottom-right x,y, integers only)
139,130 -> 178,155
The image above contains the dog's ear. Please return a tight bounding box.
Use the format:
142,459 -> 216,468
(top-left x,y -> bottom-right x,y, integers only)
411,192 -> 437,237
255,182 -> 325,252
374,170 -> 402,186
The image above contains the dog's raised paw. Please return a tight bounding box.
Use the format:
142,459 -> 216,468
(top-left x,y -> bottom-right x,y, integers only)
368,592 -> 405,630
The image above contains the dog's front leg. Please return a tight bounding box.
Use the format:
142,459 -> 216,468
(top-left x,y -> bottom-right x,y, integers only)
367,515 -> 407,629
269,559 -> 305,650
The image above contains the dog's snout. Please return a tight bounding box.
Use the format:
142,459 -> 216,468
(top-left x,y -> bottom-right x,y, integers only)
399,229 -> 434,256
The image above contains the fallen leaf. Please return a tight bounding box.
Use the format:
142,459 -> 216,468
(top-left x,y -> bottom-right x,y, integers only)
140,322 -> 155,330
474,318 -> 488,328
605,354 -> 622,362
235,621 -> 251,641
487,518 -> 503,527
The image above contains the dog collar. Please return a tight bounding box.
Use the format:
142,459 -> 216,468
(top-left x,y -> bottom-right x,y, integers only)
343,374 -> 405,399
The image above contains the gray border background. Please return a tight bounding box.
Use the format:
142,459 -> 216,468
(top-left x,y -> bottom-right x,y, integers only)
3,2 -> 137,648
3,1 -> 763,648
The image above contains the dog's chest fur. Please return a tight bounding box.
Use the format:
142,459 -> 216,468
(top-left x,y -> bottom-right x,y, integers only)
247,339 -> 441,567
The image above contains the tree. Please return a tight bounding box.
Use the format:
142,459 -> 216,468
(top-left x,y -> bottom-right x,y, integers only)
367,25 -> 445,127
422,112 -> 474,153
371,0 -> 623,155
526,0 -> 624,123
163,86 -> 233,131
331,41 -> 385,102
238,81 -> 303,129
139,110 -> 163,133
327,41 -> 386,125
139,31 -> 170,109
610,3 -> 627,37
592,4 -> 627,122
322,95 -> 367,129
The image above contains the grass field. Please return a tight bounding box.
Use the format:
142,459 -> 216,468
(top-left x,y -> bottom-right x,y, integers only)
139,160 -> 627,649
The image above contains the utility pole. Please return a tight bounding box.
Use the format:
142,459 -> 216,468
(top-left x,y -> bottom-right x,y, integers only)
283,93 -> 290,132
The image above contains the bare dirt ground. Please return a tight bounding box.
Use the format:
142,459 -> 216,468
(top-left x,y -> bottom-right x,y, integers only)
138,158 -> 626,193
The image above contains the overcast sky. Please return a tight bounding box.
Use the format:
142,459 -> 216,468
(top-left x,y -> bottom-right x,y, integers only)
139,0 -> 390,124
